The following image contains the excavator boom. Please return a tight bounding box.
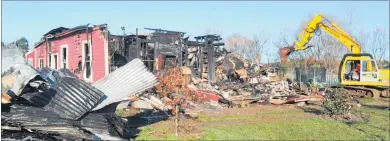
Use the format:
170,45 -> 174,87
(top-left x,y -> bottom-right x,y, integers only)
279,14 -> 361,64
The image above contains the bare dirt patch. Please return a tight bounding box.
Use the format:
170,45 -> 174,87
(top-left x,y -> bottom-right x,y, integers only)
146,117 -> 203,138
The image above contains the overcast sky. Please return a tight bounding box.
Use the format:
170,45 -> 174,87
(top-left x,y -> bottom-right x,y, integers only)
2,1 -> 389,62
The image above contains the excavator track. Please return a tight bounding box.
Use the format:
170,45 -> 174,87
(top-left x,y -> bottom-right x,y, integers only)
329,86 -> 389,98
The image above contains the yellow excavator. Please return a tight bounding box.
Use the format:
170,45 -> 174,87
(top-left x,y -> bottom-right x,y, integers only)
279,14 -> 389,98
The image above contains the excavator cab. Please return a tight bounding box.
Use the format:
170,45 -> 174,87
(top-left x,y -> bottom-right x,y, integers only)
339,54 -> 382,86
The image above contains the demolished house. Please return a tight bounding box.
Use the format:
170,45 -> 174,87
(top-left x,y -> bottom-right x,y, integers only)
109,27 -> 226,83
185,34 -> 225,82
108,28 -> 187,74
24,24 -> 227,84
4,23 -> 332,140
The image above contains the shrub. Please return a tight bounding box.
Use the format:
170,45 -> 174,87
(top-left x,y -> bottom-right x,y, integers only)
322,88 -> 355,116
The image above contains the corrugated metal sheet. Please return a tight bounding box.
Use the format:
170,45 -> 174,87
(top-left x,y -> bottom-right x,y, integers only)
21,76 -> 105,120
92,58 -> 157,111
2,104 -> 124,140
38,68 -> 78,85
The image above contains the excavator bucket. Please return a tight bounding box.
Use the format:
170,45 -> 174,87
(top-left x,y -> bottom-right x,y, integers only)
279,47 -> 293,64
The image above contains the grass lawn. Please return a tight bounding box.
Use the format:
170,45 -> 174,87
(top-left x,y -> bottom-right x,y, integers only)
136,98 -> 390,140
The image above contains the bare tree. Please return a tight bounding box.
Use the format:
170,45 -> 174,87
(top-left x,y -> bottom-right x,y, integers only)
370,28 -> 389,63
243,32 -> 268,65
264,49 -> 271,65
358,27 -> 389,66
225,33 -> 247,57
225,31 -> 268,65
358,30 -> 371,53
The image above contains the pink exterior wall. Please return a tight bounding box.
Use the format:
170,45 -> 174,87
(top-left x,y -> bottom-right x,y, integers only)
50,33 -> 86,72
27,26 -> 109,83
34,43 -> 47,68
90,30 -> 107,82
25,50 -> 36,67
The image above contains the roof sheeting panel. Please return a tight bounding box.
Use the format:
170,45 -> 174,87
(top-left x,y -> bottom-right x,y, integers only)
91,58 -> 157,111
21,76 -> 106,120
2,104 -> 125,140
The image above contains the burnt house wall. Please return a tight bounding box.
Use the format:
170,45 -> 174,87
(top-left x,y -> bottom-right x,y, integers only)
188,34 -> 225,82
109,35 -> 148,71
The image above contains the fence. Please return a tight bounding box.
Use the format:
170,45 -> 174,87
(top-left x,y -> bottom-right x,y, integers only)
293,67 -> 340,87
325,75 -> 340,86
294,67 -> 327,83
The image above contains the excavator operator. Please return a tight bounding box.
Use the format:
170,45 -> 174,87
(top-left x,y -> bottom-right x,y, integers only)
355,62 -> 361,73
352,62 -> 360,81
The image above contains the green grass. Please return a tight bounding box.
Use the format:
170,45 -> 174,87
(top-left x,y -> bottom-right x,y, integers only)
198,109 -> 303,122
347,106 -> 390,140
136,101 -> 390,140
137,127 -> 179,140
199,117 -> 370,140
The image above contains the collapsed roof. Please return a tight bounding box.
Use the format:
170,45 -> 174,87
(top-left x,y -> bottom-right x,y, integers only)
34,24 -> 107,48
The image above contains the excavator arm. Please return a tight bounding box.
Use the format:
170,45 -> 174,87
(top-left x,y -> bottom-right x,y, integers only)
279,14 -> 361,63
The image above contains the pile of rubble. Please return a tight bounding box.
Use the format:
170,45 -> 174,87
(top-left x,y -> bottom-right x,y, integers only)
1,47 -> 157,140
120,65 -> 326,122
1,47 -> 326,140
113,52 -> 327,119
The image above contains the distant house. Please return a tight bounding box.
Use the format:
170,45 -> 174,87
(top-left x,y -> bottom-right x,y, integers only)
25,24 -> 110,83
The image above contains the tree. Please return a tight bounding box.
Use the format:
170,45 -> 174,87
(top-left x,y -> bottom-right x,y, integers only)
243,32 -> 268,65
225,33 -> 249,57
225,31 -> 268,65
369,28 -> 389,63
16,37 -> 29,55
358,27 -> 389,68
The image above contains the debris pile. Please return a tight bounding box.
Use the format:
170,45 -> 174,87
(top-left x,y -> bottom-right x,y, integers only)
1,46 -> 157,140
2,46 -> 327,140
117,54 -> 326,122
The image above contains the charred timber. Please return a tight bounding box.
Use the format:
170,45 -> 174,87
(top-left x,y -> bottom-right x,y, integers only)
185,41 -> 225,47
